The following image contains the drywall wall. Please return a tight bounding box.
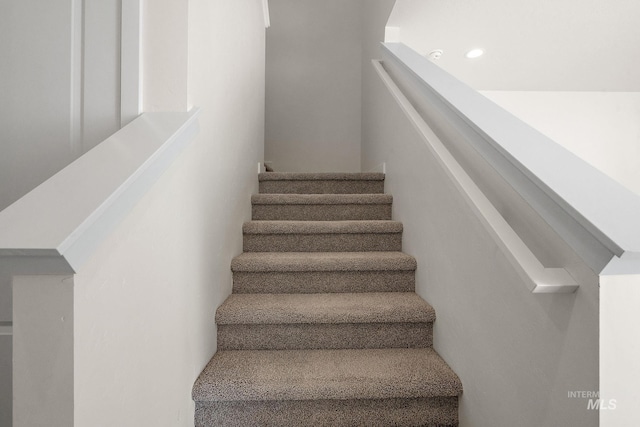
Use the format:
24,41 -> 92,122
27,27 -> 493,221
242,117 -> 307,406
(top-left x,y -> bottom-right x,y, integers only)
361,0 -> 396,173
362,60 -> 599,426
142,0 -> 189,111
0,0 -> 80,213
481,91 -> 640,197
72,0 -> 265,424
265,0 -> 362,172
13,275 -> 74,427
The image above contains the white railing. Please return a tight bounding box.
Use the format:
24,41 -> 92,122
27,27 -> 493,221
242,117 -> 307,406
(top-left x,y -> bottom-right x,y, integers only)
0,109 -> 200,425
373,60 -> 577,293
373,61 -> 578,293
0,109 -> 200,271
381,43 -> 640,269
379,42 -> 640,426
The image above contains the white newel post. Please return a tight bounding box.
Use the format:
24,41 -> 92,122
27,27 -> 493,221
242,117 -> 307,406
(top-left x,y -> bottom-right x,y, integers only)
600,254 -> 640,427
13,274 -> 74,427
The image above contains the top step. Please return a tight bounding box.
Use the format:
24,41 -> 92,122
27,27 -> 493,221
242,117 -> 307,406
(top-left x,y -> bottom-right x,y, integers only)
259,172 -> 385,194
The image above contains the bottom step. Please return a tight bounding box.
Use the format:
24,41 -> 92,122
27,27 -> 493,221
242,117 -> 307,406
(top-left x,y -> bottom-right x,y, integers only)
193,348 -> 462,426
195,396 -> 458,427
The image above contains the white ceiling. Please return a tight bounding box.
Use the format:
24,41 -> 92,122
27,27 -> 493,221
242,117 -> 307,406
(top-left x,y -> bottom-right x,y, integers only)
386,0 -> 640,91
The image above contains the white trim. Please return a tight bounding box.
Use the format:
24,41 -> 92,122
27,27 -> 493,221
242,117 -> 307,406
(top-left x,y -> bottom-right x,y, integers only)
368,162 -> 386,174
0,109 -> 201,273
13,276 -> 74,426
262,0 -> 270,28
374,60 -> 578,293
120,0 -> 142,127
600,270 -> 640,426
70,0 -> 84,157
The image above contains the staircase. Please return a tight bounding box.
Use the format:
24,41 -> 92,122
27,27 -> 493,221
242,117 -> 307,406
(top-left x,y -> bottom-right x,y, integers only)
192,172 -> 462,426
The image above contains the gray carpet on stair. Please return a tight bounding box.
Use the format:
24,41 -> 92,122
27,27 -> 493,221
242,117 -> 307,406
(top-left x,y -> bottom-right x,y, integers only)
193,348 -> 461,402
252,194 -> 393,205
258,172 -> 385,181
243,220 -> 403,234
195,396 -> 459,427
232,270 -> 416,294
193,172 -> 461,426
216,292 -> 435,324
243,220 -> 403,252
258,173 -> 385,194
217,321 -> 434,350
231,251 -> 417,272
252,194 -> 393,220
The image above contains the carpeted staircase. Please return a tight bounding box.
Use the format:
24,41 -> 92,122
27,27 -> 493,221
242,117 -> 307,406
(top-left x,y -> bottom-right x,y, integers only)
192,172 -> 462,426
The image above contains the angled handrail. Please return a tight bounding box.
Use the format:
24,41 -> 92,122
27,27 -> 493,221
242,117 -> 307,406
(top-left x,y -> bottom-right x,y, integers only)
0,109 -> 200,273
373,59 -> 578,293
380,43 -> 640,276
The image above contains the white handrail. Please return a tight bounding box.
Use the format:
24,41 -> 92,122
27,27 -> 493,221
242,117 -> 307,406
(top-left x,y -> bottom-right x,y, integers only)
373,60 -> 578,293
381,43 -> 640,276
0,109 -> 200,273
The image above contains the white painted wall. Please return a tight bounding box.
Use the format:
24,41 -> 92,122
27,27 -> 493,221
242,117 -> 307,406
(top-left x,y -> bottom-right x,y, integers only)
265,0 -> 363,172
13,276 -> 74,427
142,0 -> 189,112
0,0 -> 81,213
361,0 -> 396,172
72,0 -> 265,425
362,50 -> 599,426
481,91 -> 640,197
82,0 -> 123,151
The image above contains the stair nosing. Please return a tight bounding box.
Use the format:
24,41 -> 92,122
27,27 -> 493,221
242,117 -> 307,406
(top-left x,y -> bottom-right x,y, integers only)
215,292 -> 435,325
192,348 -> 462,402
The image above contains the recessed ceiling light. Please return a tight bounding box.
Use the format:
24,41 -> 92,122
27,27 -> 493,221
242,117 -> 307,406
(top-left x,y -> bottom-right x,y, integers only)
428,49 -> 444,60
465,49 -> 484,59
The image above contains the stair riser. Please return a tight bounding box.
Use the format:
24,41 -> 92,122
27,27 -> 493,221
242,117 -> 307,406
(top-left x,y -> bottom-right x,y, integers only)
218,322 -> 433,350
232,271 -> 415,293
243,233 -> 402,252
195,396 -> 459,427
259,180 -> 384,194
252,204 -> 392,221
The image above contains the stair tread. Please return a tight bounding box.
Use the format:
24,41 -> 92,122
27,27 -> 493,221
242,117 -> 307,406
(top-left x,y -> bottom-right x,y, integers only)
259,172 -> 384,181
216,292 -> 434,325
231,251 -> 417,272
252,193 -> 392,205
193,348 -> 462,402
243,220 -> 402,234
